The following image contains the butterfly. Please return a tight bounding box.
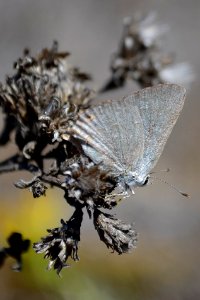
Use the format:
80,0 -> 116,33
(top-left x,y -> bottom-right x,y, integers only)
70,84 -> 186,194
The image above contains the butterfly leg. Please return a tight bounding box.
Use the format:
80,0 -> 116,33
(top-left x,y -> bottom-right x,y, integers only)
105,189 -> 129,201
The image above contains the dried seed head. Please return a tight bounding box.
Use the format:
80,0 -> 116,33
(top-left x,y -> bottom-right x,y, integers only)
93,209 -> 137,254
0,42 -> 94,149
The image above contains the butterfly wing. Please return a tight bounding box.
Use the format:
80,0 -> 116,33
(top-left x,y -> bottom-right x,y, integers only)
71,98 -> 144,176
123,84 -> 186,179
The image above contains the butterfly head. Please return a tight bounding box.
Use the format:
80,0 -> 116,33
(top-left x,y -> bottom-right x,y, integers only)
119,171 -> 149,194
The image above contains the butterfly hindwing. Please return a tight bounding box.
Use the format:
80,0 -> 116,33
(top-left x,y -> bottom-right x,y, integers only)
71,98 -> 144,176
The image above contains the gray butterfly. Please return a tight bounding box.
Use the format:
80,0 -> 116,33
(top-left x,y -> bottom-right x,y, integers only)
70,84 -> 186,194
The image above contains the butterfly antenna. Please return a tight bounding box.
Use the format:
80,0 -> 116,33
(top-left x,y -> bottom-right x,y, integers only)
150,168 -> 170,175
150,175 -> 190,198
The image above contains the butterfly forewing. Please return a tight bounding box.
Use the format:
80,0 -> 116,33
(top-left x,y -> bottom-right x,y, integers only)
123,84 -> 186,178
71,98 -> 144,176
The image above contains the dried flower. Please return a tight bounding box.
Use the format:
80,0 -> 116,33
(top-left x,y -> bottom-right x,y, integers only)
62,159 -> 117,209
0,41 -> 94,151
33,208 -> 83,275
93,209 -> 137,254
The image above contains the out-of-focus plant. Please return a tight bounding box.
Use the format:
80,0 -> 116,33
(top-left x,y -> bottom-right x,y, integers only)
101,13 -> 194,91
0,232 -> 30,271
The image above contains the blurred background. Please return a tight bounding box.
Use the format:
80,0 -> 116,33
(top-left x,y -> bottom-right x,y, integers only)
0,0 -> 199,299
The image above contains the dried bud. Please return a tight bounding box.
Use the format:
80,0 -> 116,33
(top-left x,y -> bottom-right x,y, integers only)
30,179 -> 47,198
93,209 -> 137,254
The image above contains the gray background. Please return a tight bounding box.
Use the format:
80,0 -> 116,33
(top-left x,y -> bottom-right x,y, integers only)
0,1 -> 199,299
